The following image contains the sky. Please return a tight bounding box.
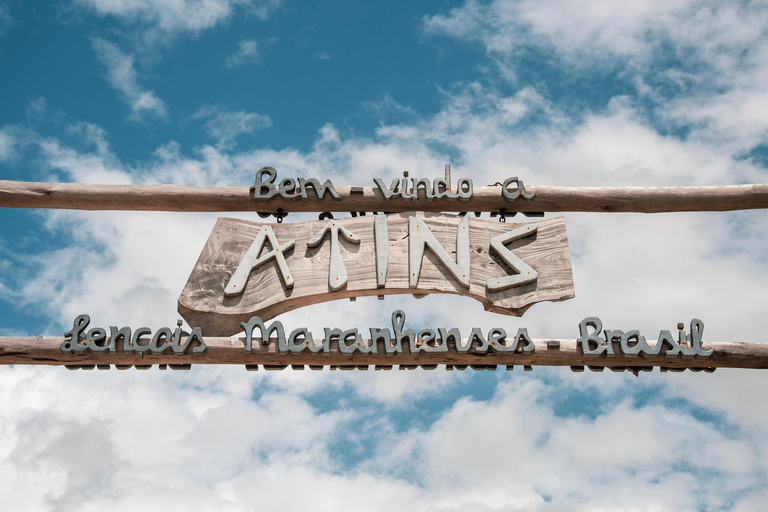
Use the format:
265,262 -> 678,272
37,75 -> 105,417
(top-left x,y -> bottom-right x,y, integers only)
2,0 -> 768,510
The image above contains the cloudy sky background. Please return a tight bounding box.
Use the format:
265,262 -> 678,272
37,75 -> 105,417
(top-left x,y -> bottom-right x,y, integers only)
2,0 -> 768,510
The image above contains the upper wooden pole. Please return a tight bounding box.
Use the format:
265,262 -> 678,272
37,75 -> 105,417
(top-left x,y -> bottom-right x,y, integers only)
2,180 -> 768,213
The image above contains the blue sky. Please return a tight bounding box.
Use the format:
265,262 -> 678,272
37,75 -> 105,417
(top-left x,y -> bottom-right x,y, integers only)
3,1 -> 768,510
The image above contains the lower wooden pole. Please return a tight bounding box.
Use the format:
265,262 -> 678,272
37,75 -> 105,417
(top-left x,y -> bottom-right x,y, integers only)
2,337 -> 767,370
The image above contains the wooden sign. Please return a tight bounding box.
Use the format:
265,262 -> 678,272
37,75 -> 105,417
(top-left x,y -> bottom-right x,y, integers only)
178,212 -> 574,336
3,169 -> 767,374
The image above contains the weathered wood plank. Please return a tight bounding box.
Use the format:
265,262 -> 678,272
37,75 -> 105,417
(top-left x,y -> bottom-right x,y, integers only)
178,213 -> 575,336
2,180 -> 768,213
1,336 -> 767,369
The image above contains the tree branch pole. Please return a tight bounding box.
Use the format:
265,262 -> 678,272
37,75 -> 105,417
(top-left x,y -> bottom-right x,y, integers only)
2,180 -> 768,213
2,336 -> 767,370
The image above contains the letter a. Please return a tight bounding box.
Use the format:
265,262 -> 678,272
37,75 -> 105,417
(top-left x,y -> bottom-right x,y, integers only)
409,215 -> 470,288
224,225 -> 295,297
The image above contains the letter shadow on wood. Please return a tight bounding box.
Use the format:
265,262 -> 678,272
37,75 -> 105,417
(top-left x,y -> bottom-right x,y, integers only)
487,229 -> 539,295
222,243 -> 296,307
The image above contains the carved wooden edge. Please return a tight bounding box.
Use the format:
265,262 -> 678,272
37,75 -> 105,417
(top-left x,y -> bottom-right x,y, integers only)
2,337 -> 767,369
3,180 -> 768,213
177,293 -> 575,339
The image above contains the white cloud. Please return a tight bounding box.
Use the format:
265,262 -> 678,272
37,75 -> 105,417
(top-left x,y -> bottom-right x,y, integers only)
0,365 -> 358,511
76,0 -> 282,37
91,37 -> 168,121
191,106 -> 272,149
0,365 -> 764,511
0,5 -> 10,34
423,0 -> 768,155
0,129 -> 14,161
314,51 -> 330,61
423,0 -> 763,71
225,39 -> 260,68
402,376 -> 763,510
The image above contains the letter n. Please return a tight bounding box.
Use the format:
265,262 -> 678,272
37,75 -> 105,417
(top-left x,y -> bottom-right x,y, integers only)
408,215 -> 470,288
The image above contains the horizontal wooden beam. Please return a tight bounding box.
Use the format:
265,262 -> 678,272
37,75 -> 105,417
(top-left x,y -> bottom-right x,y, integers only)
2,180 -> 768,213
2,336 -> 767,370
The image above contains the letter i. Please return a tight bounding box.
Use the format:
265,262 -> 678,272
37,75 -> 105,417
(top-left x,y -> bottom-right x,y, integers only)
374,214 -> 389,287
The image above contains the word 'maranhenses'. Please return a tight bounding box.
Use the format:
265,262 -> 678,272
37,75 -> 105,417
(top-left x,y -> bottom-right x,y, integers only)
61,314 -> 206,356
250,166 -> 534,202
240,310 -> 535,354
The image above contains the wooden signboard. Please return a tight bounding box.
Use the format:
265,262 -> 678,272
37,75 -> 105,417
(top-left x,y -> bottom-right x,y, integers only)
178,212 -> 574,336
3,168 -> 767,373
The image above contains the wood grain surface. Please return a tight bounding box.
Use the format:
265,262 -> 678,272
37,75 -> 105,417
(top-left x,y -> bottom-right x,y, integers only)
2,335 -> 766,370
3,179 -> 768,213
178,213 -> 575,336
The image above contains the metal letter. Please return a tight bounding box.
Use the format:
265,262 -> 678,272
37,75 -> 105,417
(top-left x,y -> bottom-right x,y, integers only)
486,225 -> 538,292
578,317 -> 609,356
486,327 -> 507,352
456,178 -> 473,200
225,225 -> 295,297
603,330 -> 621,356
372,178 -> 401,199
512,328 -> 535,353
413,178 -> 435,200
493,327 -> 534,352
61,314 -> 89,353
438,327 -> 462,351
175,327 -> 206,354
401,176 -> 417,200
370,326 -> 399,354
287,328 -> 314,353
131,327 -> 152,355
374,214 -> 389,287
307,220 -> 361,291
467,327 -> 488,353
502,177 -> 536,201
415,328 -> 447,353
620,330 -> 652,355
652,330 -> 693,356
85,327 -> 109,352
251,167 -> 278,200
240,316 -> 286,353
433,164 -> 456,199
298,177 -> 341,201
391,310 -> 415,354
690,319 -> 713,356
325,328 -> 365,354
149,327 -> 173,354
278,178 -> 300,200
409,215 -> 470,288
110,326 -> 131,353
